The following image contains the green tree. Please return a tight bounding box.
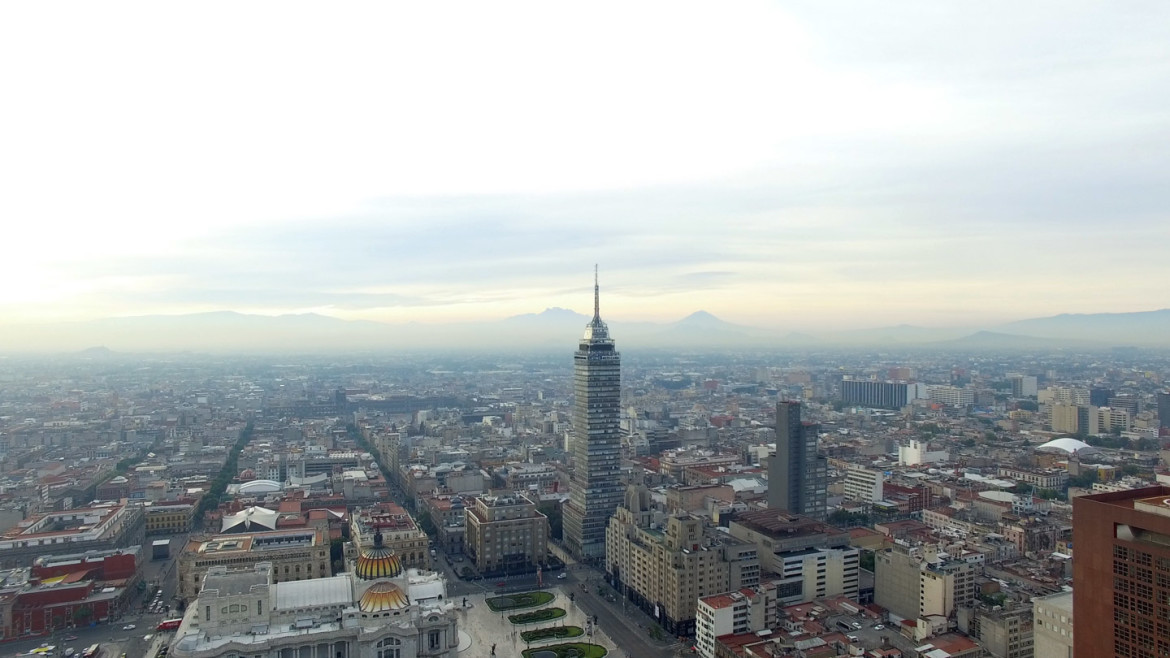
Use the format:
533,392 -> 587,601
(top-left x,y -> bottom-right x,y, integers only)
330,537 -> 347,572
859,550 -> 875,572
539,501 -> 563,541
196,422 -> 255,526
416,510 -> 437,536
1067,470 -> 1099,489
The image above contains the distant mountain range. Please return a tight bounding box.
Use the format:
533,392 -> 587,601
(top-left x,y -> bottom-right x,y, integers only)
1,307 -> 1168,354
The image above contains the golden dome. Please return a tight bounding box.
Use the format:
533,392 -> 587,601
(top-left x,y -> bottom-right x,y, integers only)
355,532 -> 403,580
359,581 -> 410,613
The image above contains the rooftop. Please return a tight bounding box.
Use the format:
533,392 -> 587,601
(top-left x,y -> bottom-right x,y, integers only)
274,575 -> 353,610
731,509 -> 844,539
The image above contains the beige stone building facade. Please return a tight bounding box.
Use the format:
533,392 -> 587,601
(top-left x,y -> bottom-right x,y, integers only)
874,544 -> 976,621
350,502 -> 431,569
1032,590 -> 1073,658
177,527 -> 331,601
606,485 -> 760,637
464,492 -> 548,574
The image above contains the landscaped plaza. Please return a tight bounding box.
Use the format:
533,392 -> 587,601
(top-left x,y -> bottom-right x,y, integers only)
457,586 -> 618,657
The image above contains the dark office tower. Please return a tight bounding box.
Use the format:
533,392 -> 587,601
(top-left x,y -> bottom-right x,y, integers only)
1091,387 -> 1114,408
1110,394 -> 1141,417
768,401 -> 827,520
1157,390 -> 1170,432
563,268 -> 624,562
1073,486 -> 1170,657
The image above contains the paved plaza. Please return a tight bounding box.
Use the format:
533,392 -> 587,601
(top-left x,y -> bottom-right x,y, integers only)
456,585 -> 621,658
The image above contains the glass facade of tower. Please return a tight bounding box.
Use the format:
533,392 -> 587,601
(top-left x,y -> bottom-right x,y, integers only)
767,401 -> 827,520
563,283 -> 624,562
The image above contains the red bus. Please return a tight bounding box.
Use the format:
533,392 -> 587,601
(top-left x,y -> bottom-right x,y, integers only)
157,619 -> 182,631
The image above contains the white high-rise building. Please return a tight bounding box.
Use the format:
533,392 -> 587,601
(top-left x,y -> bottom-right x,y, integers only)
843,465 -> 885,504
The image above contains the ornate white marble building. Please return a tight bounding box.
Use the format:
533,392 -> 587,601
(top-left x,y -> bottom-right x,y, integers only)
170,532 -> 459,658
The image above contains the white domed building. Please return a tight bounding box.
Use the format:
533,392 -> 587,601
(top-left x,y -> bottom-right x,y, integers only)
169,531 -> 458,658
1036,437 -> 1100,458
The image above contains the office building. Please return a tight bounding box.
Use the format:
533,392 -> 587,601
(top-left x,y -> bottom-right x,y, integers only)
928,385 -> 975,407
767,401 -> 827,520
842,465 -> 885,504
728,509 -> 858,605
874,544 -> 975,622
1109,394 -> 1141,418
695,586 -> 777,658
1159,390 -> 1170,432
464,492 -> 548,575
959,604 -> 1034,658
898,439 -> 949,466
1091,386 -> 1115,407
1039,386 -> 1090,406
1032,590 -> 1073,658
145,503 -> 196,536
1011,375 -> 1038,398
606,485 -> 760,636
1072,485 -> 1170,657
564,268 -> 624,562
177,528 -> 331,601
350,502 -> 431,569
840,379 -> 924,410
1049,404 -> 1082,434
1097,406 -> 1132,433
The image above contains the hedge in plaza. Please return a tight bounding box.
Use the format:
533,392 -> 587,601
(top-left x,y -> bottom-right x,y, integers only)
486,590 -> 555,612
522,642 -> 608,658
508,607 -> 567,625
521,625 -> 584,643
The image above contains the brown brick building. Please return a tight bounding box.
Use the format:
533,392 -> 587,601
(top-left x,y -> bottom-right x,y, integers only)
1073,485 -> 1170,657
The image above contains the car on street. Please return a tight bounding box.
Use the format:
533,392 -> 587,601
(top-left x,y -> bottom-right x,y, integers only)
557,572 -> 567,579
63,636 -> 78,641
874,624 -> 884,630
851,622 -> 862,629
123,624 -> 136,630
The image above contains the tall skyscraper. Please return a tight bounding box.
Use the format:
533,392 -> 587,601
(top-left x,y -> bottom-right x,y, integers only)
1158,390 -> 1170,434
564,267 -> 624,562
767,401 -> 827,519
1073,485 -> 1170,657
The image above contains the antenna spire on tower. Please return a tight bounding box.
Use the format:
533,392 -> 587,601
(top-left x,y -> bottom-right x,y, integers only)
593,264 -> 600,321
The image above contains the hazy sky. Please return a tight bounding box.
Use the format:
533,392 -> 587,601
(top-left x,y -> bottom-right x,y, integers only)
2,1 -> 1168,331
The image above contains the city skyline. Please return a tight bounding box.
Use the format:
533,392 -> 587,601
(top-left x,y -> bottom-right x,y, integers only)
3,2 -> 1169,330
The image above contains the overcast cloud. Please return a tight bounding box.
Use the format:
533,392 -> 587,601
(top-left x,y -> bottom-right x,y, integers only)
1,1 -> 1168,332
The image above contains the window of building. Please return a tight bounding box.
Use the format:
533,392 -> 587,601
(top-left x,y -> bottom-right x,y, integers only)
376,637 -> 401,658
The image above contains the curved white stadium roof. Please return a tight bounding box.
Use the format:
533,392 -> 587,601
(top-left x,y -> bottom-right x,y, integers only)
238,479 -> 282,494
1036,437 -> 1097,455
221,505 -> 279,533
